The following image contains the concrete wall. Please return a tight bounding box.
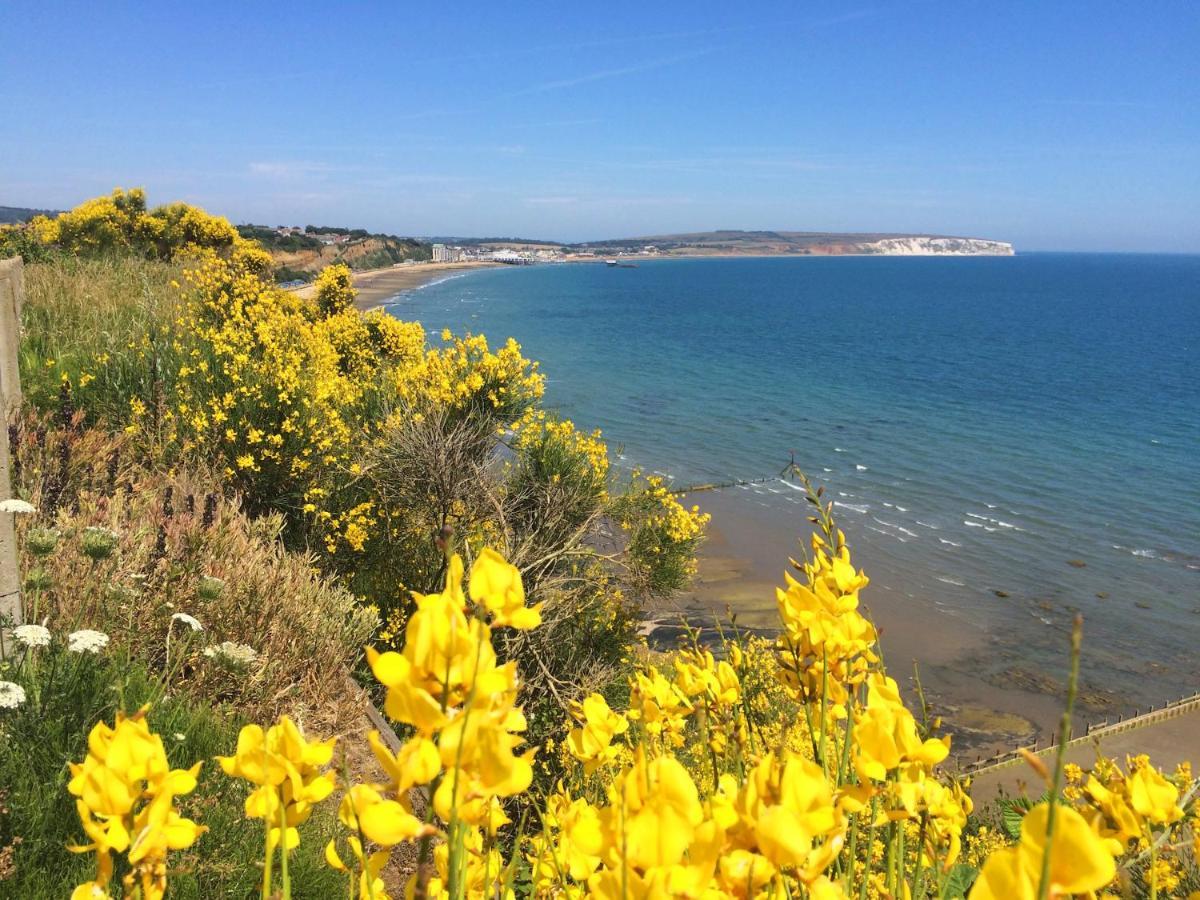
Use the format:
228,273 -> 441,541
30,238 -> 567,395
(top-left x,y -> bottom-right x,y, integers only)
0,257 -> 24,632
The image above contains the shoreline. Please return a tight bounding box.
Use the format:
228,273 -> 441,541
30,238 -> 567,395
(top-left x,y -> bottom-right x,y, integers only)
646,486 -> 1088,761
285,251 -> 1015,310
287,260 -> 504,310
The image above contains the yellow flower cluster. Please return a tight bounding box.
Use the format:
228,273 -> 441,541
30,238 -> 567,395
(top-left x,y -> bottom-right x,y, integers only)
67,708 -> 206,900
644,475 -> 710,543
312,262 -> 357,316
362,308 -> 425,363
393,330 -> 544,415
20,188 -> 267,268
344,548 -> 541,897
616,472 -> 711,593
217,717 -> 338,853
512,411 -> 610,485
166,252 -> 363,510
52,505 -> 1197,899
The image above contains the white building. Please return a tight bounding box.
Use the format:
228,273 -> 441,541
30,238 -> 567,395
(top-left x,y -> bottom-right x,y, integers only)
431,243 -> 451,262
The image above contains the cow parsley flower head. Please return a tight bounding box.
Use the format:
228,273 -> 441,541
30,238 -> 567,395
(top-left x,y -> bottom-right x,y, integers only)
0,498 -> 36,515
68,629 -> 110,654
26,527 -> 60,557
197,575 -> 225,601
171,612 -> 204,632
13,624 -> 51,648
203,641 -> 258,668
0,681 -> 26,709
81,526 -> 120,561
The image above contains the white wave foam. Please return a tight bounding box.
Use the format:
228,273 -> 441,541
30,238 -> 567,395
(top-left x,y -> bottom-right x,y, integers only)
936,576 -> 965,586
866,524 -> 908,543
833,502 -> 870,514
834,447 -> 846,452
411,272 -> 469,292
856,464 -> 869,471
915,520 -> 939,530
938,538 -> 963,547
967,512 -> 1025,532
873,517 -> 919,538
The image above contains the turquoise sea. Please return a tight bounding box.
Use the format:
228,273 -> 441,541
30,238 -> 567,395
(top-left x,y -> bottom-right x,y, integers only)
387,254 -> 1200,737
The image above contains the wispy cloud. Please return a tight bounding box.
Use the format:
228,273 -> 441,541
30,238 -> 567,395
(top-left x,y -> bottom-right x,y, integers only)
247,160 -> 337,179
523,196 -> 578,206
507,50 -> 713,97
408,10 -> 876,66
1035,98 -> 1158,109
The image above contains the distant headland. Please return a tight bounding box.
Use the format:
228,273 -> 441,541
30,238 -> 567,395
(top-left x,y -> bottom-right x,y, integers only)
565,229 -> 1015,257
424,229 -> 1015,261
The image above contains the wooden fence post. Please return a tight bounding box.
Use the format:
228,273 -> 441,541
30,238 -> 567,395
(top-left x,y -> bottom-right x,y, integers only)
0,257 -> 25,639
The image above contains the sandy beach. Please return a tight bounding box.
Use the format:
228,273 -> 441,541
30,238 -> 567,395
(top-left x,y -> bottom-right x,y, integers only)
289,260 -> 502,310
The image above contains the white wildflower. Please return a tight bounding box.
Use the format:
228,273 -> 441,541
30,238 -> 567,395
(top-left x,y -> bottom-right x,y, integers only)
0,681 -> 26,709
203,641 -> 258,666
12,623 -> 51,648
171,612 -> 204,632
0,498 -> 36,514
68,629 -> 110,654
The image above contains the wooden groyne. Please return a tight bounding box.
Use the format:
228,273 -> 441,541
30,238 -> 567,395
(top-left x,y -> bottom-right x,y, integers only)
963,691 -> 1200,776
671,474 -> 776,495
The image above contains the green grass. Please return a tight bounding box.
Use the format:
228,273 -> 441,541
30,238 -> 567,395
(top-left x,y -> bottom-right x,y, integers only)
19,255 -> 182,427
0,649 -> 344,898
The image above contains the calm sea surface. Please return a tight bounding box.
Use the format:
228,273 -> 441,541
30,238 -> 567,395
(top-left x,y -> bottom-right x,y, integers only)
388,255 -> 1200,713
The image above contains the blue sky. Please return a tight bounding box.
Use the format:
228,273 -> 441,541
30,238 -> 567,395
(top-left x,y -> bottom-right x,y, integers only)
2,1 -> 1197,250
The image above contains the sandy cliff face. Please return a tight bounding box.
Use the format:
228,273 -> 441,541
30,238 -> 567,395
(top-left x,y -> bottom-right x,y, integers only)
272,237 -> 392,271
863,237 -> 1015,256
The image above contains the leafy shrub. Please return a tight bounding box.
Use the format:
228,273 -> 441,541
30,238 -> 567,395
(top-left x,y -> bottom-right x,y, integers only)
5,188 -> 273,272
612,471 -> 711,596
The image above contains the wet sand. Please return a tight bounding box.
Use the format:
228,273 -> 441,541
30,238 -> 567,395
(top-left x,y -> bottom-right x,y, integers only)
644,487 -> 1081,759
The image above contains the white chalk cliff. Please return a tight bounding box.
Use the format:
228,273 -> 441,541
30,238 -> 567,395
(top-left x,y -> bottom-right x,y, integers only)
862,237 -> 1015,256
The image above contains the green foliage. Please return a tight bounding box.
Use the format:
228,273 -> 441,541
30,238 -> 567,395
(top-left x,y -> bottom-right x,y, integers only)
611,474 -> 710,598
236,224 -> 323,252
0,224 -> 57,262
939,863 -> 979,899
273,264 -> 313,283
0,650 -> 342,898
996,791 -> 1050,840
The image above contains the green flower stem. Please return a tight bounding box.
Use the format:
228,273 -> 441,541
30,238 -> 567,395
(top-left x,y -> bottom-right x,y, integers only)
1036,615 -> 1083,900
262,814 -> 274,899
278,794 -> 291,900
